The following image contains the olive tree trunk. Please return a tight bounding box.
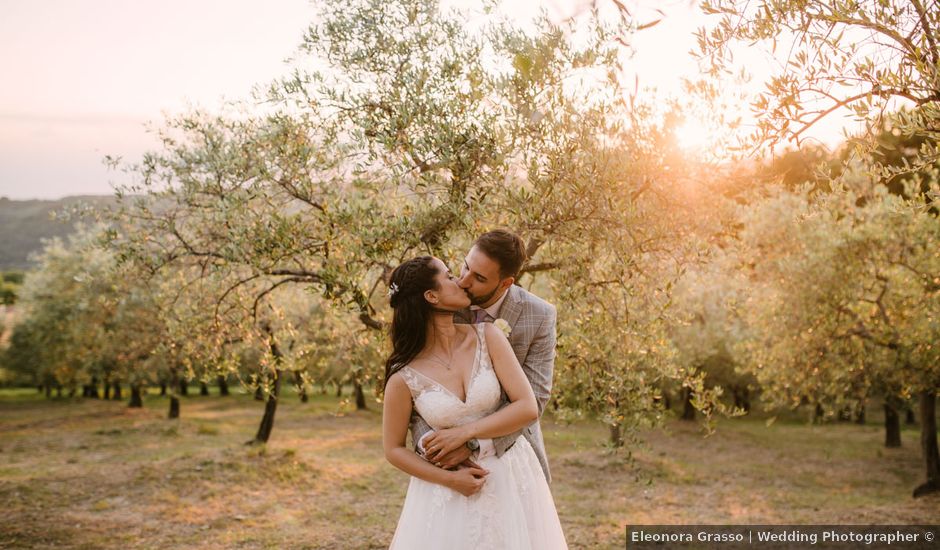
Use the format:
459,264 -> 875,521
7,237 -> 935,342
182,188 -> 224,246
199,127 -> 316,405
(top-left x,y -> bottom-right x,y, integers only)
250,371 -> 283,445
248,329 -> 285,445
128,384 -> 144,408
609,423 -> 624,447
732,385 -> 750,414
294,370 -> 308,403
681,387 -> 695,421
913,391 -> 940,498
168,367 -> 181,419
354,380 -> 367,411
884,396 -> 902,448
854,400 -> 866,424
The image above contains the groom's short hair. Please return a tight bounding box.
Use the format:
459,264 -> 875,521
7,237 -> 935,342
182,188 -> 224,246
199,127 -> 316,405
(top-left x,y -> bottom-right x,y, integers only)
474,230 -> 527,280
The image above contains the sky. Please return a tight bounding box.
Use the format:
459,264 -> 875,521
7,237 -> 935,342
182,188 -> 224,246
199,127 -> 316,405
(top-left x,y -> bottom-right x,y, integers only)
0,0 -> 854,201
0,0 -> 314,200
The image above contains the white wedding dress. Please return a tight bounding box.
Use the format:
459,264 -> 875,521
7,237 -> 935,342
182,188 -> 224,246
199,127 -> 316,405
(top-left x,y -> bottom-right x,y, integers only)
389,324 -> 567,549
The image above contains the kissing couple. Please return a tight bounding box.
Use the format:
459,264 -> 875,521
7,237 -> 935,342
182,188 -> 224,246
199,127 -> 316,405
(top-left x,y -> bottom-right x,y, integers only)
382,229 -> 568,549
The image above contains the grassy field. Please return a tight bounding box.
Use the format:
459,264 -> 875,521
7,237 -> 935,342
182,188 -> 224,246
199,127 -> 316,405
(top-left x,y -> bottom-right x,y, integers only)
0,387 -> 937,549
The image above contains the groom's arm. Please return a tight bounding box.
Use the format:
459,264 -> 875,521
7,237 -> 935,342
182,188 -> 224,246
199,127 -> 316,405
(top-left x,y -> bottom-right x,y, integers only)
412,398 -> 479,469
410,410 -> 433,456
492,304 -> 556,456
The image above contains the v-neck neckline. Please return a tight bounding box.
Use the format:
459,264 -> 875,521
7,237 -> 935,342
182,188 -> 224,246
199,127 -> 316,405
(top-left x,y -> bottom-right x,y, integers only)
405,326 -> 483,404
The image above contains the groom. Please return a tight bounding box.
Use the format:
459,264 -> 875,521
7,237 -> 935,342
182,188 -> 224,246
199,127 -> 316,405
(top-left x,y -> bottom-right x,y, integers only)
412,229 -> 557,483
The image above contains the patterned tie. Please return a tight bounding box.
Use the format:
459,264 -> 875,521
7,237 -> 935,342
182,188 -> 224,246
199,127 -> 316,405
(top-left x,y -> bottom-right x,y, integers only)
473,309 -> 490,324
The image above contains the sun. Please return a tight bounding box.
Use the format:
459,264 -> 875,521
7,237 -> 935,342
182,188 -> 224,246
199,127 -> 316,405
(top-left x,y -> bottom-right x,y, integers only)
675,119 -> 714,153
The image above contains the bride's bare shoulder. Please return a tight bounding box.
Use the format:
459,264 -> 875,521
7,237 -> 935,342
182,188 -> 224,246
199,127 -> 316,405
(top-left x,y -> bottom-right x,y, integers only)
384,369 -> 412,396
481,321 -> 506,342
386,366 -> 411,385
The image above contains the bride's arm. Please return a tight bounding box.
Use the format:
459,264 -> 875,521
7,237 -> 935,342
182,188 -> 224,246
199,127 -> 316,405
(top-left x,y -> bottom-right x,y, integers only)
383,373 -> 488,494
424,324 -> 538,460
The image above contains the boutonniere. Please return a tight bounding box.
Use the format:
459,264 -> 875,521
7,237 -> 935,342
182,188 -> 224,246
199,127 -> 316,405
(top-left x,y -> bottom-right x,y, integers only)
493,318 -> 512,337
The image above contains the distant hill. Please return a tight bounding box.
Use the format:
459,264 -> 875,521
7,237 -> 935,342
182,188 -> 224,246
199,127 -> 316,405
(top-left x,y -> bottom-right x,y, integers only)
0,195 -> 117,270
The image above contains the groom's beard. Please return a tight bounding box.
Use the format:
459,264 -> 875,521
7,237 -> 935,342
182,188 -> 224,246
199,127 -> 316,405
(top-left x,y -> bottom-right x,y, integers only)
467,286 -> 499,307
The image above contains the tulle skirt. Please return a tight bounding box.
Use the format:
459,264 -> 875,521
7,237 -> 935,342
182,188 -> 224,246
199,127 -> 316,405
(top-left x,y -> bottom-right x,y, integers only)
389,436 -> 567,549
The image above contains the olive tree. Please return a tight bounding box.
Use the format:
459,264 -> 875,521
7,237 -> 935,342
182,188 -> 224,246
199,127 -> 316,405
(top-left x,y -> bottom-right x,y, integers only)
696,0 -> 940,170
726,173 -> 940,496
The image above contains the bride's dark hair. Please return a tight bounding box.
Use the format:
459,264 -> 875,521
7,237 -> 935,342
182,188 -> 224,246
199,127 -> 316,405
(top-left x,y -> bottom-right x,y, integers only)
384,256 -> 439,388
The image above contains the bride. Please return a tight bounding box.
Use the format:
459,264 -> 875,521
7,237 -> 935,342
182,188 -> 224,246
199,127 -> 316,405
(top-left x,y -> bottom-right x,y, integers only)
382,255 -> 567,549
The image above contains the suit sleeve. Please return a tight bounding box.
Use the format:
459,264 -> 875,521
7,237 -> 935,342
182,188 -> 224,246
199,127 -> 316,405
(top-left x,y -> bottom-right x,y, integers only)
523,303 -> 557,416
410,410 -> 432,456
492,304 -> 556,456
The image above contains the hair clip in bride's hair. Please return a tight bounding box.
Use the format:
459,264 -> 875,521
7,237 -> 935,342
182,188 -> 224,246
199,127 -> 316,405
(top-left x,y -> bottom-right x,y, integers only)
388,282 -> 400,297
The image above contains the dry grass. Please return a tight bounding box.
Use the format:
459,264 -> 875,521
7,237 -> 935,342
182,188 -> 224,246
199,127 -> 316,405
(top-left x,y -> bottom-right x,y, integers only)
0,387 -> 937,549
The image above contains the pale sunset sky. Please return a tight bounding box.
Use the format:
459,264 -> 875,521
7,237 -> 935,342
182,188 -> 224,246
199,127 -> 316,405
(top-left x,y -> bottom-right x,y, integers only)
0,0 -> 854,200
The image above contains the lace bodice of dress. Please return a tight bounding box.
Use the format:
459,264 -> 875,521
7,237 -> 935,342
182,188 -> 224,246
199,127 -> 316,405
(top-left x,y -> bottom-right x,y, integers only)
398,324 -> 502,430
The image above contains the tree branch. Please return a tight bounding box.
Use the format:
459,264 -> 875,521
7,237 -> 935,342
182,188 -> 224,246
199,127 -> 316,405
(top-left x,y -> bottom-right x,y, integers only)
215,274 -> 263,322
910,0 -> 940,66
809,11 -> 920,61
524,237 -> 545,260
251,277 -> 309,321
520,261 -> 558,274
788,87 -> 932,143
170,226 -> 228,262
358,312 -> 383,331
267,268 -> 324,281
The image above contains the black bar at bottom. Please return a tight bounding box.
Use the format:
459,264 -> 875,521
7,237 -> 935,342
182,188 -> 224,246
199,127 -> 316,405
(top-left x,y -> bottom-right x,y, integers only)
626,525 -> 938,549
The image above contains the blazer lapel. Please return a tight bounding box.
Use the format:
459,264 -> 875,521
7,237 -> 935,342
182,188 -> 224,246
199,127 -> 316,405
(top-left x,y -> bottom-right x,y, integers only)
497,285 -> 524,330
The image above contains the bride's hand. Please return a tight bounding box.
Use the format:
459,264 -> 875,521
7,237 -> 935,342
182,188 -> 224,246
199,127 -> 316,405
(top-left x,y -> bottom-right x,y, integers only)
433,445 -> 472,470
446,465 -> 488,497
424,426 -> 471,461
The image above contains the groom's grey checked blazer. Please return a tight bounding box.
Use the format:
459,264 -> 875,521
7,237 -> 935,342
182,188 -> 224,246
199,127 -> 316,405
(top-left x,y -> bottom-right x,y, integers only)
410,283 -> 558,483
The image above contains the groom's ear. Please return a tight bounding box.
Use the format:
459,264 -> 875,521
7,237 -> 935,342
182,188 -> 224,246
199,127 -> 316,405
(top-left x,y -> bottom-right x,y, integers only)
500,276 -> 515,290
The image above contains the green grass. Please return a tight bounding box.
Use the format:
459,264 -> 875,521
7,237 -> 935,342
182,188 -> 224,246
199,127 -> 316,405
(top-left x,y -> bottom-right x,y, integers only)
0,388 -> 937,549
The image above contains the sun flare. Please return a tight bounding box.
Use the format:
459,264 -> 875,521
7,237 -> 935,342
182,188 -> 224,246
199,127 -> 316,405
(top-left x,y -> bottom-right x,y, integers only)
675,120 -> 714,153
